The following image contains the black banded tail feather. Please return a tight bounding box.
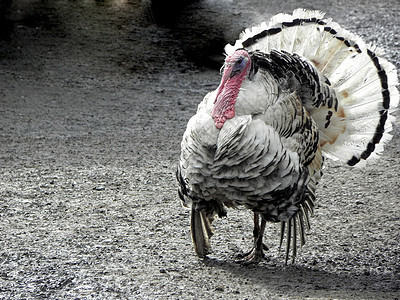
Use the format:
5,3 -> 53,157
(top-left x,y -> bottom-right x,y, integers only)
241,17 -> 327,49
226,8 -> 398,166
346,49 -> 394,166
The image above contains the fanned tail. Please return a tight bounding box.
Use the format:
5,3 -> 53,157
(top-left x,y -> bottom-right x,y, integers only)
225,8 -> 399,167
191,207 -> 213,258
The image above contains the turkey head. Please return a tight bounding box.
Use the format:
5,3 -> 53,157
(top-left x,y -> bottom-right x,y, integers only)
212,49 -> 251,129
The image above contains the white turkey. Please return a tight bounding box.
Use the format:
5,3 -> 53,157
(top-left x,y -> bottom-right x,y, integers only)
176,9 -> 399,263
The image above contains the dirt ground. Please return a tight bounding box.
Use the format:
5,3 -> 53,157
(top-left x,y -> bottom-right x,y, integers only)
0,0 -> 399,299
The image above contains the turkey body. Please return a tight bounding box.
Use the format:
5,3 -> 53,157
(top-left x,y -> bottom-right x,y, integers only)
177,9 -> 399,263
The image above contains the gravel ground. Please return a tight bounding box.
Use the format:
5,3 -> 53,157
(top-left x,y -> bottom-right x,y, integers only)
0,0 -> 399,299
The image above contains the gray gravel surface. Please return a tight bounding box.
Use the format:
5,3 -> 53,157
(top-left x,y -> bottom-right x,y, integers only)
0,0 -> 399,299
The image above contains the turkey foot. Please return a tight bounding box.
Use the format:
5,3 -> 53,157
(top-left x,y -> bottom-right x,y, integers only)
237,243 -> 269,263
237,213 -> 268,263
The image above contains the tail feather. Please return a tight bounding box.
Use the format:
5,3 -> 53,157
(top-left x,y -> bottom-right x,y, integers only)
190,207 -> 213,258
291,218 -> 297,264
301,203 -> 311,230
225,8 -> 398,167
280,200 -> 314,264
285,218 -> 291,264
297,213 -> 306,247
279,221 -> 285,251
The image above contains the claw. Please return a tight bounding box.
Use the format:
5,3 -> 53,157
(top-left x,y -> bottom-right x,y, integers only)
236,212 -> 269,263
236,243 -> 269,263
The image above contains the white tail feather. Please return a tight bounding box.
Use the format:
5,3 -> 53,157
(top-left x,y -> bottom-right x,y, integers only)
225,9 -> 398,166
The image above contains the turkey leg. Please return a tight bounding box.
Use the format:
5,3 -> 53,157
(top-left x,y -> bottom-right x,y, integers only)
238,212 -> 269,262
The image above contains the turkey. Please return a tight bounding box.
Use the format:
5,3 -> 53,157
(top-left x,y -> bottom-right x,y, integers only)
176,9 -> 399,263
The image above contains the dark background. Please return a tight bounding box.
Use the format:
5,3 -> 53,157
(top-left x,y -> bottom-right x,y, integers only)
0,0 -> 399,298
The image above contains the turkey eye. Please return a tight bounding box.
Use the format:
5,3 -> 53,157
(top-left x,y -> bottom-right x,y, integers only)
236,57 -> 246,70
231,57 -> 247,76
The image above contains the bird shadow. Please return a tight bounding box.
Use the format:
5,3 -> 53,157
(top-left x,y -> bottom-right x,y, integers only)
201,256 -> 399,298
